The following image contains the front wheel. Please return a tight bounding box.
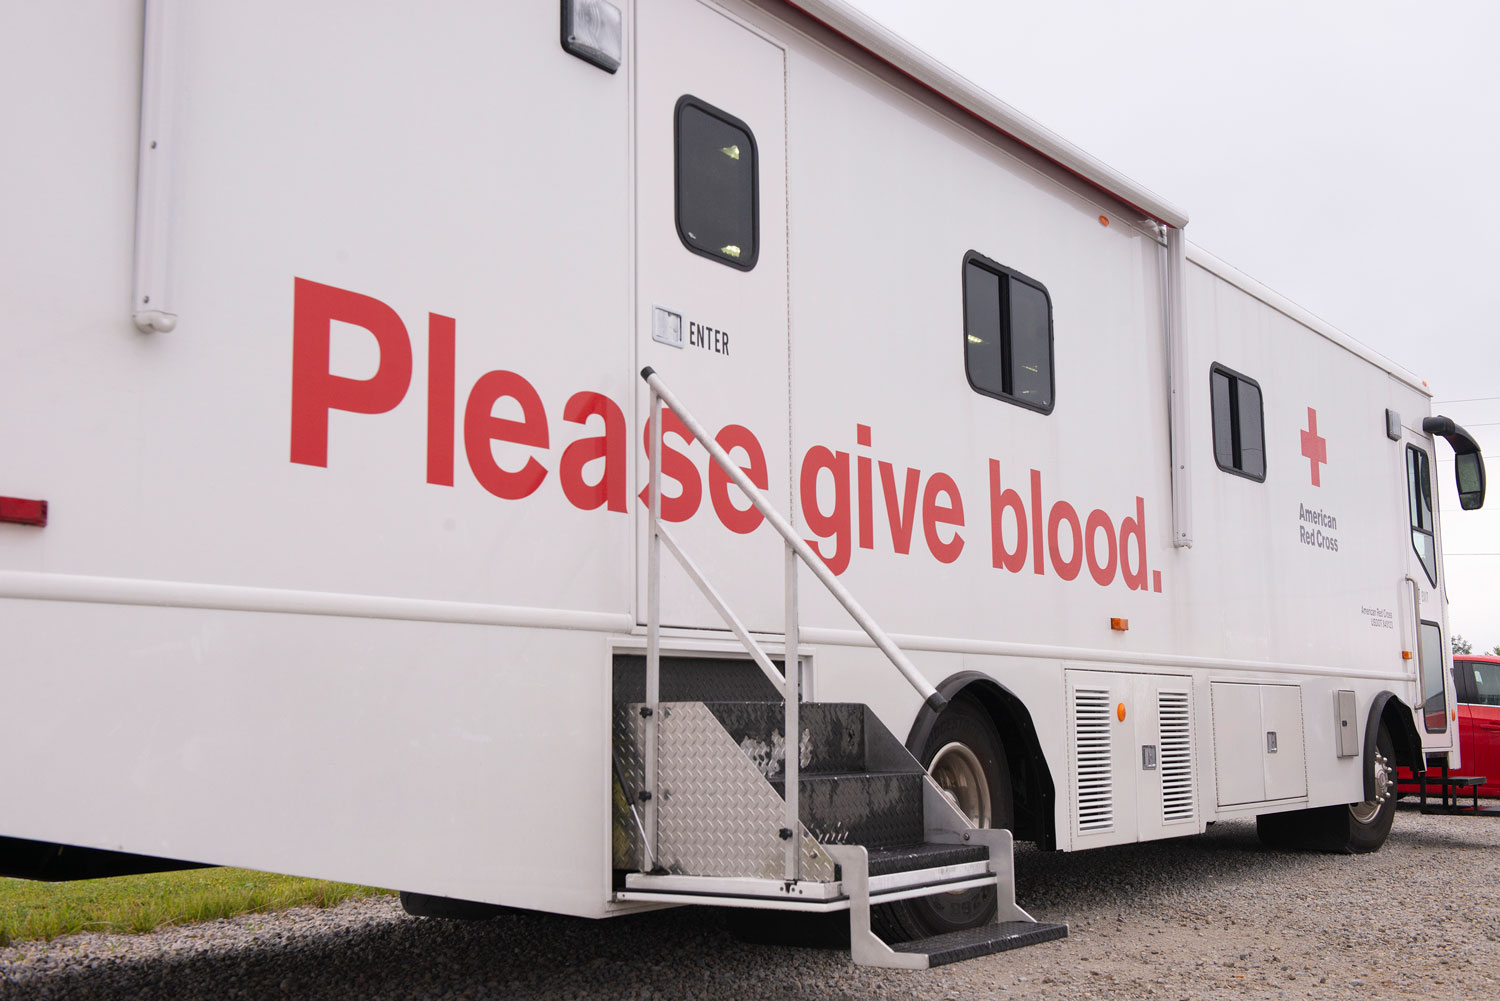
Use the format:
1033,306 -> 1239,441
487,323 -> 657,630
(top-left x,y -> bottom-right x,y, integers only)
875,695 -> 1013,940
1342,725 -> 1398,851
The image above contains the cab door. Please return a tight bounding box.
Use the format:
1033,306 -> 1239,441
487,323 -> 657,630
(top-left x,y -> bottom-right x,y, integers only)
1460,659 -> 1500,795
634,0 -> 790,633
1399,431 -> 1455,759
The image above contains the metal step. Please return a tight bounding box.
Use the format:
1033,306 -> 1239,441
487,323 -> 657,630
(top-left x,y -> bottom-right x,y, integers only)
704,701 -> 865,775
891,921 -> 1070,968
826,832 -> 1067,970
867,842 -> 988,877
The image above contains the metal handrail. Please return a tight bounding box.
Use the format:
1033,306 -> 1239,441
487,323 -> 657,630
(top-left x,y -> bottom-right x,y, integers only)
638,367 -> 946,882
642,368 -> 946,711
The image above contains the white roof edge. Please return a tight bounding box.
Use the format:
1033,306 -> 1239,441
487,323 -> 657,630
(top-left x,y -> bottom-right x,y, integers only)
784,0 -> 1189,230
1185,243 -> 1431,397
781,3 -> 1429,397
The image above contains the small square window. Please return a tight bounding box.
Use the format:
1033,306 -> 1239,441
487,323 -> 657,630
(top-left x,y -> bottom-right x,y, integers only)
963,252 -> 1054,414
675,96 -> 758,271
1209,364 -> 1265,481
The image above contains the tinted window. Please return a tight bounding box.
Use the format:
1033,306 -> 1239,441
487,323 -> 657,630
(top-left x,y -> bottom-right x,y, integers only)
1237,380 -> 1265,477
1211,370 -> 1234,469
963,252 -> 1054,414
1469,661 -> 1500,706
1009,281 -> 1052,406
964,265 -> 1003,394
1209,364 -> 1266,481
1406,445 -> 1437,586
1419,622 -> 1447,732
675,97 -> 757,270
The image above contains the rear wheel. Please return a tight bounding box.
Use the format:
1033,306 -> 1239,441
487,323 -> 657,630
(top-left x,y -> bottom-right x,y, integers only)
875,695 -> 1013,940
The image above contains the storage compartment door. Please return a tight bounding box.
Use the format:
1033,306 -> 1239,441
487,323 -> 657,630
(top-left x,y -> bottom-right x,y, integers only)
1260,684 -> 1308,800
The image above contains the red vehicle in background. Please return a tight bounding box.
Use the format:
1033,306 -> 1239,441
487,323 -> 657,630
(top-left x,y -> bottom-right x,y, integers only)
1399,655 -> 1500,797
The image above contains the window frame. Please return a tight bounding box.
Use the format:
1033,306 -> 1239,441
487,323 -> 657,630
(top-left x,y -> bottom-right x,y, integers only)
961,250 -> 1056,416
673,94 -> 759,272
1208,363 -> 1267,483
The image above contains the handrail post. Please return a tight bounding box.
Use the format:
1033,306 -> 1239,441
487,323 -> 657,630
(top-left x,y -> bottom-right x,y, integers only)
783,544 -> 800,881
642,387 -> 664,871
639,368 -> 946,714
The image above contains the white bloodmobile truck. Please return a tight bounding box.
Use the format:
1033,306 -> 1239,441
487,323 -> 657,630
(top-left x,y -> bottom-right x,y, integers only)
1,0 -> 1489,969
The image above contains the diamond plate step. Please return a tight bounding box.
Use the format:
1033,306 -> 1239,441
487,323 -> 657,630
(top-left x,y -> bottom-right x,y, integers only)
891,921 -> 1069,967
866,842 -> 988,877
705,702 -> 865,776
773,771 -> 926,849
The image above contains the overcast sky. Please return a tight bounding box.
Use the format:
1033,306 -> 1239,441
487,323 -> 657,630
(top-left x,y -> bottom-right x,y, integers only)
846,0 -> 1500,649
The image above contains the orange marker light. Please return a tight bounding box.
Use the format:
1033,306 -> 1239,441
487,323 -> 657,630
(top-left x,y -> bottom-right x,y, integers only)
1116,703 -> 1127,722
1110,617 -> 1129,631
1402,651 -> 1413,660
1098,215 -> 1110,227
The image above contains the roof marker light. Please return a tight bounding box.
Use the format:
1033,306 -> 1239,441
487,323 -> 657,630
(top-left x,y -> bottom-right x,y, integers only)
560,0 -> 623,74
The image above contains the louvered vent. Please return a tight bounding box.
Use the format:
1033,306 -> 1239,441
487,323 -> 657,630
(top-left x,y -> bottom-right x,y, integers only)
1073,688 -> 1114,833
1158,689 -> 1195,825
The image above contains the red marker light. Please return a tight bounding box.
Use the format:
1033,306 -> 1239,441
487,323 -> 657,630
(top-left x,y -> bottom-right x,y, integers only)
0,496 -> 48,526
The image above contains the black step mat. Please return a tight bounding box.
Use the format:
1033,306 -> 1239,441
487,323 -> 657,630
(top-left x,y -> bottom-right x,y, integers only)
892,920 -> 1068,965
866,842 -> 989,877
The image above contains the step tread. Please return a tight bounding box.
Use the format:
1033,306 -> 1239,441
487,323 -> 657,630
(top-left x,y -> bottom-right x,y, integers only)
865,843 -> 989,877
773,769 -> 920,783
891,921 -> 1069,965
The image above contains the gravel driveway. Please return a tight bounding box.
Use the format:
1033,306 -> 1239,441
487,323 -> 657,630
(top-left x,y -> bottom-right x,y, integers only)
4,803 -> 1498,1001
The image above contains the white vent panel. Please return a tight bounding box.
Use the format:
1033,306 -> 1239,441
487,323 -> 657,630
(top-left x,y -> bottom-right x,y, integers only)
1158,689 -> 1196,825
1073,688 -> 1114,833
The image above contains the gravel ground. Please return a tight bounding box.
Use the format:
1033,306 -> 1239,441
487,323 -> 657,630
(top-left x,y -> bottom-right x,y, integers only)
4,802 -> 1498,1001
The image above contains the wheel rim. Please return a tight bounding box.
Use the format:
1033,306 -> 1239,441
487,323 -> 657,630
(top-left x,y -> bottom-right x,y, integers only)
929,741 -> 992,828
1350,748 -> 1392,824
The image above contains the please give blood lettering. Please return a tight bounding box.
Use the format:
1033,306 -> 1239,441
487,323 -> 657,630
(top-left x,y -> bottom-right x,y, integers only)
289,278 -> 1156,592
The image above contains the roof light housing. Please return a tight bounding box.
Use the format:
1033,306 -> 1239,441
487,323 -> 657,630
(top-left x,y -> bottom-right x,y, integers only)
561,0 -> 622,74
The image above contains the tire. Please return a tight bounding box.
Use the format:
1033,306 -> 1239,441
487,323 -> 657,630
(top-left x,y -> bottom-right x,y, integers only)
1342,723 -> 1399,851
1256,724 -> 1397,853
875,695 -> 1013,940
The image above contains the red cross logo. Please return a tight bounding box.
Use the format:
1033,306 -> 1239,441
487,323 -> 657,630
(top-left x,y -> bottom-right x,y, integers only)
1300,407 -> 1327,487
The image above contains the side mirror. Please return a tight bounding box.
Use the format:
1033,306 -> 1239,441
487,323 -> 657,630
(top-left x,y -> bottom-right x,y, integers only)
1455,451 -> 1486,511
1423,415 -> 1486,511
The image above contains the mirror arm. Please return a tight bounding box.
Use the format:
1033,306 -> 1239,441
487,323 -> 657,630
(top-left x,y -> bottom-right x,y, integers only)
1422,415 -> 1481,456
1423,414 -> 1486,511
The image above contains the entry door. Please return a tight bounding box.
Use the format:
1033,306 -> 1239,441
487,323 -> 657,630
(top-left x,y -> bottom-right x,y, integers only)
635,0 -> 789,632
1399,429 -> 1455,756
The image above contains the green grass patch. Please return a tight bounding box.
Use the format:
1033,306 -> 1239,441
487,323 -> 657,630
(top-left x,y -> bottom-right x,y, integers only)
0,869 -> 394,947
